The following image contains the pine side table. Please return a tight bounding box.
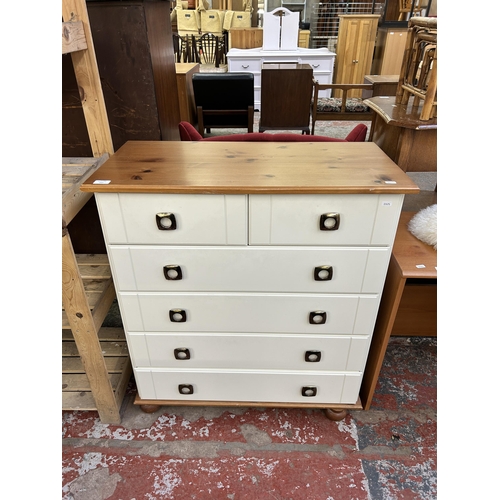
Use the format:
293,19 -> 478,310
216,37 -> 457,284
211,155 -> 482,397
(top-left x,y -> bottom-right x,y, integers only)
360,211 -> 437,409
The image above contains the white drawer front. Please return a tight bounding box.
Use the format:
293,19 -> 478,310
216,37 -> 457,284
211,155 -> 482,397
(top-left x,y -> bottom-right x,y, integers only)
228,58 -> 261,72
119,292 -> 379,334
95,193 -> 247,245
249,194 -> 404,245
299,57 -> 334,73
128,332 -> 370,371
109,245 -> 389,293
136,369 -> 362,404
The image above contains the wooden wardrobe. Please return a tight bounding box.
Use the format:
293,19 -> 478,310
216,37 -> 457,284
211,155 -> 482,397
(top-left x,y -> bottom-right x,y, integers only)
332,15 -> 380,98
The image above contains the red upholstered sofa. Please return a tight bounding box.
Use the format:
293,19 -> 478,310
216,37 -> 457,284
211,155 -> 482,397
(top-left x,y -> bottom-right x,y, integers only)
178,121 -> 368,142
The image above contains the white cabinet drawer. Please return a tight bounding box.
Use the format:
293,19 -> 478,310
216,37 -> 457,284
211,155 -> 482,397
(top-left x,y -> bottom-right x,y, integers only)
95,193 -> 248,245
109,245 -> 390,293
228,58 -> 261,72
135,369 -> 362,404
128,332 -> 370,371
119,292 -> 379,334
300,57 -> 334,73
249,194 -> 404,245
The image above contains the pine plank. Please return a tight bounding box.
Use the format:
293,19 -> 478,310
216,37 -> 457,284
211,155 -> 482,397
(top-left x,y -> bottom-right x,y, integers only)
62,391 -> 98,410
63,157 -> 100,166
62,20 -> 87,54
63,373 -> 123,392
62,0 -> 114,157
78,265 -> 111,280
75,254 -> 110,265
62,327 -> 126,342
62,356 -> 129,373
62,341 -> 128,357
62,154 -> 109,225
62,231 -> 119,422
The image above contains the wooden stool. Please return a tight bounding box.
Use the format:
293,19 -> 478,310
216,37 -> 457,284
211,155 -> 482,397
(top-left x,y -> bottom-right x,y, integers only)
360,211 -> 437,409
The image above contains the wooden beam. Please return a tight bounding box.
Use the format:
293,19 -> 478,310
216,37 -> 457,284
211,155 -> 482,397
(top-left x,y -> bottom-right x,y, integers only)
62,0 -> 114,157
62,230 -> 120,423
62,21 -> 87,54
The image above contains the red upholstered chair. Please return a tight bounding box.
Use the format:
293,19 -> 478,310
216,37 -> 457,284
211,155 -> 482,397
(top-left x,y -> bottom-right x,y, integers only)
178,121 -> 368,142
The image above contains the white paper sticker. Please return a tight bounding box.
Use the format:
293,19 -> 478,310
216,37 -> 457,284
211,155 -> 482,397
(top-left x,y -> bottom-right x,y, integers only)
385,180 -> 397,184
416,264 -> 426,268
93,180 -> 111,184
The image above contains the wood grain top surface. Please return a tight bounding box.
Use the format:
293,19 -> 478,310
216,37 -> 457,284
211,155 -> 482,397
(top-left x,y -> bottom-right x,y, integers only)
393,211 -> 437,278
364,96 -> 437,130
81,141 -> 420,195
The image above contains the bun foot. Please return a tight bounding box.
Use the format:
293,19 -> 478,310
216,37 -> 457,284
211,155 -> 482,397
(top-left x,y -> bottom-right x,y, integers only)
140,404 -> 161,414
324,408 -> 347,421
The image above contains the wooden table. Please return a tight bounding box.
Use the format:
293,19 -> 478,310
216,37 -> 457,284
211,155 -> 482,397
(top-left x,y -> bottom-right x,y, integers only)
360,211 -> 437,409
364,96 -> 437,172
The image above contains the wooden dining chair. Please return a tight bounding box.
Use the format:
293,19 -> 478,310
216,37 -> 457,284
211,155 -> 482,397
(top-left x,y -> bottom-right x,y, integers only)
172,33 -> 197,63
198,32 -> 222,67
311,81 -> 375,138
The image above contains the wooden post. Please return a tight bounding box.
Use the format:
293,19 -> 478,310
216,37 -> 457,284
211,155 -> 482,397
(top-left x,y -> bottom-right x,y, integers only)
62,0 -> 114,157
62,228 -> 121,424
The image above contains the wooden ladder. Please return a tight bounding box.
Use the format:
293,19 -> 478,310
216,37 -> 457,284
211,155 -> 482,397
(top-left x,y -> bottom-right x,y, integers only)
62,0 -> 131,424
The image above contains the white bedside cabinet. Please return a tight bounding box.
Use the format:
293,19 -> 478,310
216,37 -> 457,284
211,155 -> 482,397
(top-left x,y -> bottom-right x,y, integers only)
82,141 -> 419,420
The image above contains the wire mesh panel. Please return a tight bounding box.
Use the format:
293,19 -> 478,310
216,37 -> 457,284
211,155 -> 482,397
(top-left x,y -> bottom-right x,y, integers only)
310,1 -> 385,49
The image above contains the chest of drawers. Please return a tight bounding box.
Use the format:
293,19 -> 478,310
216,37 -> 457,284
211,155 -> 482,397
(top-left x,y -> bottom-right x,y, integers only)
227,47 -> 335,111
82,141 -> 419,417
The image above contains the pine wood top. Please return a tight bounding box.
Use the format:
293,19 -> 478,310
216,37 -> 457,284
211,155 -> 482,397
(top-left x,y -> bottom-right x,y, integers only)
81,141 -> 420,195
392,211 -> 437,279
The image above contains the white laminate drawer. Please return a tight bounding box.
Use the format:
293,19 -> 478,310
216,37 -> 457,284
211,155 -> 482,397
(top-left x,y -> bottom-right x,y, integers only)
119,292 -> 380,334
249,194 -> 404,245
300,57 -> 334,73
135,369 -> 362,404
109,245 -> 390,293
95,193 -> 248,245
228,59 -> 261,72
127,332 -> 371,371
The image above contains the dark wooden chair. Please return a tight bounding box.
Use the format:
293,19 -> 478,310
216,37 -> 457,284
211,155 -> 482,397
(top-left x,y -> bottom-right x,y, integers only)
198,32 -> 224,67
173,33 -> 198,63
192,72 -> 254,137
311,81 -> 376,138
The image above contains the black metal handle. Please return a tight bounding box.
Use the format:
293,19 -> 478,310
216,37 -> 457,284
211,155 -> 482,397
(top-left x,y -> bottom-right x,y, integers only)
178,384 -> 194,395
305,350 -> 322,362
164,265 -> 183,280
319,213 -> 340,231
309,311 -> 327,324
314,265 -> 333,281
302,386 -> 317,397
169,309 -> 187,322
174,348 -> 191,360
156,212 -> 177,230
